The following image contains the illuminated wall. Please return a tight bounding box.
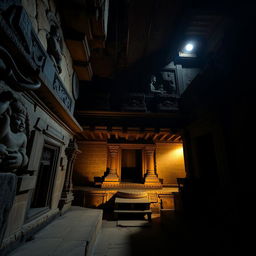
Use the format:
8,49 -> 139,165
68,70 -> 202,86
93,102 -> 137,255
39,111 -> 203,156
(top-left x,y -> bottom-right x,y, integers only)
73,142 -> 107,185
73,142 -> 185,186
156,143 -> 186,186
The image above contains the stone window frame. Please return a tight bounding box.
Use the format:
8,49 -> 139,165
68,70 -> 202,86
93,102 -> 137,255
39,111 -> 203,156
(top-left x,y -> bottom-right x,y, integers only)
25,129 -> 63,221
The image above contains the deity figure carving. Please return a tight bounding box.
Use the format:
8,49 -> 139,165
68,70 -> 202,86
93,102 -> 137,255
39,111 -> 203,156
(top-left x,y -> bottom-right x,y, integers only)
0,84 -> 29,173
161,71 -> 176,94
149,75 -> 166,94
47,12 -> 63,74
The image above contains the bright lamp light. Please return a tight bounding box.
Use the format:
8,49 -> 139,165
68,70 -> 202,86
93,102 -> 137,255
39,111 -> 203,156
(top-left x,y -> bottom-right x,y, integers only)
184,43 -> 194,52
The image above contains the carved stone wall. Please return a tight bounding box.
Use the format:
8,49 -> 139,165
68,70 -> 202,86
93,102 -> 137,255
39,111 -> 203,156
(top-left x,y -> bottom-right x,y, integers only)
0,1 -> 79,253
21,0 -> 74,97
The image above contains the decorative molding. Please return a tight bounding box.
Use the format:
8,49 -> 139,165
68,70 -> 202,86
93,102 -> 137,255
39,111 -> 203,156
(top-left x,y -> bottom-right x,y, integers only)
44,124 -> 65,144
72,71 -> 79,100
52,74 -> 73,112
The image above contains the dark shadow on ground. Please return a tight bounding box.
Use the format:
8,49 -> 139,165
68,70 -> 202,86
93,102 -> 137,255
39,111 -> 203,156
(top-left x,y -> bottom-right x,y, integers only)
128,212 -> 239,256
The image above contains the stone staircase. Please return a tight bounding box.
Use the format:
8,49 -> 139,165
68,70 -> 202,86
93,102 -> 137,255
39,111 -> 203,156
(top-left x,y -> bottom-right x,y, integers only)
114,191 -> 152,226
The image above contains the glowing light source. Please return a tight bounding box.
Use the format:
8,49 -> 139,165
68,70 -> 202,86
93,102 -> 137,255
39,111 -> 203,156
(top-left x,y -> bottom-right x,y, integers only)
185,43 -> 194,52
179,41 -> 197,57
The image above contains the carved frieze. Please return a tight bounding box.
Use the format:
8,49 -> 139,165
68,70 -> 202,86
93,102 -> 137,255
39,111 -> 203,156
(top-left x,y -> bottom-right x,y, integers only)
156,95 -> 179,112
52,74 -> 73,112
122,93 -> 147,112
0,5 -> 47,73
150,69 -> 177,96
0,45 -> 41,91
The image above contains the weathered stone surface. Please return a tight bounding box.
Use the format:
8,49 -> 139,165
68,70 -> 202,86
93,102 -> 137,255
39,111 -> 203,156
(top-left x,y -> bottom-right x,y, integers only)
38,29 -> 48,50
59,57 -> 71,94
0,173 -> 17,246
29,16 -> 38,33
49,0 -> 56,15
10,207 -> 103,256
62,44 -> 73,78
36,0 -> 50,32
22,0 -> 37,17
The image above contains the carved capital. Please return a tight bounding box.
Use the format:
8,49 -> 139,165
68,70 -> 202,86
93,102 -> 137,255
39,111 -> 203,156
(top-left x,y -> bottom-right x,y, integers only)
108,145 -> 119,154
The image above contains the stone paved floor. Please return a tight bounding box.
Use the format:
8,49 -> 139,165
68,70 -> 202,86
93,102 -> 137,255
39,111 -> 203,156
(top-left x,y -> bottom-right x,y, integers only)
9,207 -> 103,256
93,213 -> 238,256
92,214 -> 185,256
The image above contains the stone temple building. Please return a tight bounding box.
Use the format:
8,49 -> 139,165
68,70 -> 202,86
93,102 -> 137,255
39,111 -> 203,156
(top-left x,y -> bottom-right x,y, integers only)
0,0 -> 254,255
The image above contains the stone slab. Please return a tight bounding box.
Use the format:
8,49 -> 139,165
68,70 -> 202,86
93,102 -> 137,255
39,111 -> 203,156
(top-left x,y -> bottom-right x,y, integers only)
117,220 -> 151,227
115,198 -> 150,204
0,173 -> 17,246
10,207 -> 103,256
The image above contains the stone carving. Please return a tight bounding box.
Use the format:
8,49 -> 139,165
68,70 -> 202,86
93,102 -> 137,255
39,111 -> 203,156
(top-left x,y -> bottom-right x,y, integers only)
150,70 -> 177,95
161,70 -> 177,94
150,75 -> 166,95
122,93 -> 147,112
0,45 -> 41,91
47,11 -> 63,74
59,139 -> 80,212
156,95 -> 178,111
72,71 -> 79,100
52,74 -> 73,112
1,5 -> 46,72
0,173 -> 17,247
0,84 -> 29,173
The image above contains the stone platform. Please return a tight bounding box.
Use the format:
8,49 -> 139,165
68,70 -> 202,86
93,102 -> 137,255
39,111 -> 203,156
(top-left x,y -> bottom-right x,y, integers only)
73,185 -> 178,213
9,207 -> 103,256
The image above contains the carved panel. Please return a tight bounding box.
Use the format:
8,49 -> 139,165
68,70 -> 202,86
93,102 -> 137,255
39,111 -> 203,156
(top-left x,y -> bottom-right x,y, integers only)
150,69 -> 177,96
1,5 -> 46,72
52,74 -> 73,112
122,93 -> 147,112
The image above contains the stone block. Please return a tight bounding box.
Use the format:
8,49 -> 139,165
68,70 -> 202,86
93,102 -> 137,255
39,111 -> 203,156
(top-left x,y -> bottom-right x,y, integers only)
36,0 -> 50,32
38,29 -> 48,50
22,0 -> 37,17
0,173 -> 17,246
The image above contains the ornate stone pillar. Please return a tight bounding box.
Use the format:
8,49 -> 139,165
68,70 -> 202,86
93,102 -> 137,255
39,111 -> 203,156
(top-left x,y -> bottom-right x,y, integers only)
102,145 -> 120,188
59,139 -> 80,213
144,146 -> 162,188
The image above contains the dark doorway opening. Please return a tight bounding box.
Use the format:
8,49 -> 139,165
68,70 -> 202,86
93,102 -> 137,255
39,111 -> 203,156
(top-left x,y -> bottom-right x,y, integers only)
121,149 -> 142,183
28,144 -> 59,218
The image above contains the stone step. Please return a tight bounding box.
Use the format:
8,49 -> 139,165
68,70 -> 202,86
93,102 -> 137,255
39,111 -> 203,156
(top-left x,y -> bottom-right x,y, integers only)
115,197 -> 150,204
117,220 -> 151,227
114,210 -> 152,214
9,207 -> 103,256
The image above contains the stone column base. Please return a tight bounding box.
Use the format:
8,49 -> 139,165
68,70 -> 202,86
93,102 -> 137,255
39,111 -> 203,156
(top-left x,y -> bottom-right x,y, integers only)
101,174 -> 120,188
144,174 -> 162,188
59,192 -> 74,214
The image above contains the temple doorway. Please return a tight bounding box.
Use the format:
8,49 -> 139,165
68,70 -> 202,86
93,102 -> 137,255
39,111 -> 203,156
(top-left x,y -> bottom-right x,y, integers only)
121,149 -> 142,183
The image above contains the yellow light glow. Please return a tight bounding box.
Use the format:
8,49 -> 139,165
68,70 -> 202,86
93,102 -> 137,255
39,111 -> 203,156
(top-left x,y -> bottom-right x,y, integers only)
171,146 -> 184,158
